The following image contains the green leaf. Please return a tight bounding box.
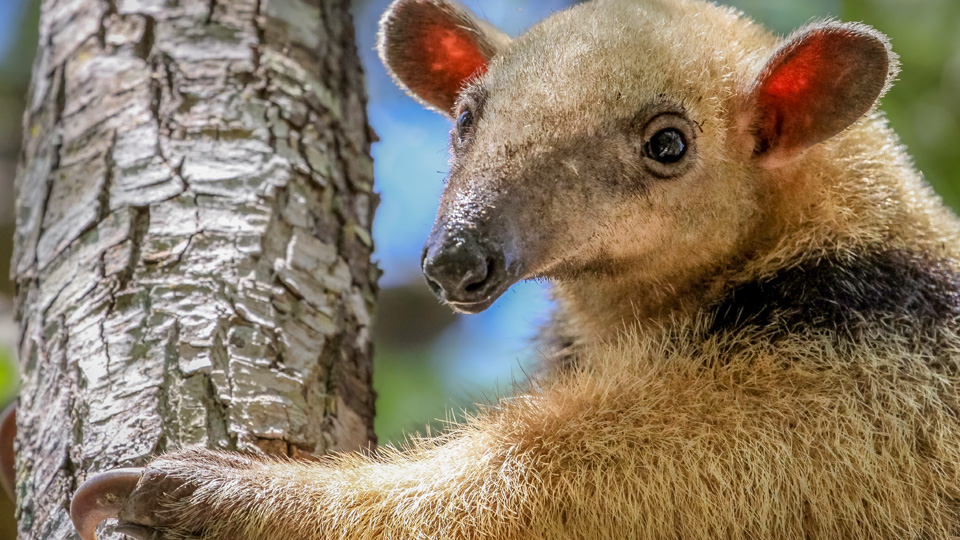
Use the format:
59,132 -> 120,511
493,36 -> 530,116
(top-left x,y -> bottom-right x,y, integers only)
0,346 -> 18,404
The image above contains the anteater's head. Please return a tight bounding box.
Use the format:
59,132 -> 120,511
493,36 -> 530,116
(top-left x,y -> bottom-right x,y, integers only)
378,0 -> 897,314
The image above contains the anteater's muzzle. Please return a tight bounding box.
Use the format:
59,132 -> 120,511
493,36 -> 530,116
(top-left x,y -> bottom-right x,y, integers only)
422,226 -> 510,314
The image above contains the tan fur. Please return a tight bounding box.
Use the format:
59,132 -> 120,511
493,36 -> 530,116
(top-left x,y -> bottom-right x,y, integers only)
148,318 -> 960,540
103,1 -> 960,539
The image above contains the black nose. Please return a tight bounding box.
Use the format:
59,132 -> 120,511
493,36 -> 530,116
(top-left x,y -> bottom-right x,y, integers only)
422,235 -> 504,308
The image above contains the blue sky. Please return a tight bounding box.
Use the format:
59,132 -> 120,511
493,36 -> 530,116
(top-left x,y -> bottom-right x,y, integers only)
0,2 -> 26,60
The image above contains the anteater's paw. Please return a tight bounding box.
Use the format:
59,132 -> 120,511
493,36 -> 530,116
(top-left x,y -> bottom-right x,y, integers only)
71,449 -> 262,540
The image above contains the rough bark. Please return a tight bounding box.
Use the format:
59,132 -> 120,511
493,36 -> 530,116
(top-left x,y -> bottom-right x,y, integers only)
10,0 -> 378,538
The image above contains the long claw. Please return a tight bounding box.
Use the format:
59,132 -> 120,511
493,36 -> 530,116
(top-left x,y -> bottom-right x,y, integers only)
0,401 -> 16,500
71,468 -> 144,540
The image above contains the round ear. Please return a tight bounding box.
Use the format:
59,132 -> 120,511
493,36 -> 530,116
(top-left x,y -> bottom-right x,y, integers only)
378,0 -> 510,117
748,22 -> 899,166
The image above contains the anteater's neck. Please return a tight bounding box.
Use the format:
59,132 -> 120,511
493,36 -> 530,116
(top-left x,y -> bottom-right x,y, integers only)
553,246 -> 960,349
552,267 -> 729,342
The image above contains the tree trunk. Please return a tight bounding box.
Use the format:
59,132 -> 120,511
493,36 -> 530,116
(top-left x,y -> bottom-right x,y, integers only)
11,0 -> 378,538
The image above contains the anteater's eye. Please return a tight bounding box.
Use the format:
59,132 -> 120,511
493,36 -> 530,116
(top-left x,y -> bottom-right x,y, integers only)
456,110 -> 474,143
646,128 -> 686,163
637,110 -> 697,178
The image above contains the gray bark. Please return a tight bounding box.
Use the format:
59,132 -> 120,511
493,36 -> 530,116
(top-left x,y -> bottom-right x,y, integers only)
11,0 -> 378,538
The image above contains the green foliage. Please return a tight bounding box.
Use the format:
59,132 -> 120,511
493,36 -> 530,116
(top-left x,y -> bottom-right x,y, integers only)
0,346 -> 16,405
728,0 -> 839,34
842,0 -> 960,209
374,346 -> 473,445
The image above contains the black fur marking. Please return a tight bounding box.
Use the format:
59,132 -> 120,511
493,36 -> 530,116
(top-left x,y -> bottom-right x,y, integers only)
709,249 -> 960,336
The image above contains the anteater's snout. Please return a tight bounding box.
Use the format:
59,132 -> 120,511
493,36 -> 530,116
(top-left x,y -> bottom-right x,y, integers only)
422,232 -> 508,314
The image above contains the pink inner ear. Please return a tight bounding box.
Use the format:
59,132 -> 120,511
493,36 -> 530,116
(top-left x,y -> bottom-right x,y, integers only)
755,35 -> 843,145
762,39 -> 824,101
419,24 -> 488,108
751,26 -> 889,160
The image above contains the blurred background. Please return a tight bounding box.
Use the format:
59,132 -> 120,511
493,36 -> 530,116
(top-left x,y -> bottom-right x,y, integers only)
0,0 -> 957,529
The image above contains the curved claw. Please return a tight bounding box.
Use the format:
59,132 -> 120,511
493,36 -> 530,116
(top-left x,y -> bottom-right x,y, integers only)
0,401 -> 16,500
71,468 -> 144,540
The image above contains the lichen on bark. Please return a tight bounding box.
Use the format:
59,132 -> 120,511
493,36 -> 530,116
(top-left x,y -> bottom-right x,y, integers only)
11,0 -> 378,538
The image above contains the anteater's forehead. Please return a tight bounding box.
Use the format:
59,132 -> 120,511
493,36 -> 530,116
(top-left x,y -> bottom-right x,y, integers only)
477,0 -> 773,135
